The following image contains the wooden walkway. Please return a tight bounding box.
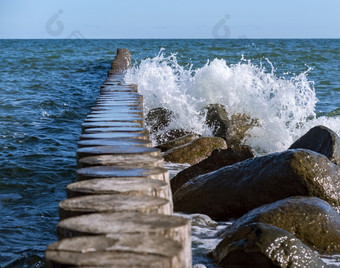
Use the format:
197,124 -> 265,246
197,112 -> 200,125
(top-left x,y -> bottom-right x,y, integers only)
45,49 -> 192,268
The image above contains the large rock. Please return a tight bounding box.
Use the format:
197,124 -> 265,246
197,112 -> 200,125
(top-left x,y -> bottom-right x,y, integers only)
205,104 -> 258,146
221,196 -> 340,254
190,213 -> 218,228
156,133 -> 201,152
156,129 -> 196,146
289,125 -> 340,165
145,107 -> 173,133
171,146 -> 254,194
145,108 -> 193,144
163,137 -> 227,165
211,222 -> 327,268
173,149 -> 340,220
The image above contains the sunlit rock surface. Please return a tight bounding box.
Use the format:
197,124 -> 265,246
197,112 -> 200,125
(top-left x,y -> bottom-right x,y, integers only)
174,149 -> 340,220
221,196 -> 340,254
212,222 -> 327,268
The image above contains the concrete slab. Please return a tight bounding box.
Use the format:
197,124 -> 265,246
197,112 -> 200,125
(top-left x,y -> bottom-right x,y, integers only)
82,121 -> 141,128
83,127 -> 148,134
78,154 -> 164,168
77,138 -> 152,148
79,132 -> 147,140
57,212 -> 191,267
76,145 -> 160,159
59,194 -> 171,220
77,166 -> 169,183
67,177 -> 169,199
46,234 -> 186,268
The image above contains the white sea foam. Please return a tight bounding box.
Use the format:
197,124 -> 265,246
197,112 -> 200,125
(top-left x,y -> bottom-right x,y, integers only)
124,51 -> 340,153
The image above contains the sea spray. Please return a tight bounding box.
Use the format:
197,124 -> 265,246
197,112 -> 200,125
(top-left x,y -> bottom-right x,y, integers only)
124,51 -> 340,153
124,51 -> 210,140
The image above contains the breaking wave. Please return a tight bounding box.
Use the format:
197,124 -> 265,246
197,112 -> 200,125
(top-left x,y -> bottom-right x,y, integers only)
124,51 -> 340,153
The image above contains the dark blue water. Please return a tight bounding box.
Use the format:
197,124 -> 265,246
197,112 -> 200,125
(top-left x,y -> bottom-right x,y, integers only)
0,39 -> 339,267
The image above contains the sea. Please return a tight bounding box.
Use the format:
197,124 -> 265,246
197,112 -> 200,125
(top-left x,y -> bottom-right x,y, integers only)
0,39 -> 339,267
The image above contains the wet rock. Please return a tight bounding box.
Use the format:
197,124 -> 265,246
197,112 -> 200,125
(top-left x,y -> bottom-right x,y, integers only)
171,145 -> 254,194
145,108 -> 193,144
156,129 -> 200,147
289,125 -> 340,165
205,104 -> 228,137
190,214 -> 218,228
227,113 -> 259,145
211,222 -> 327,268
145,107 -> 173,133
205,104 -> 259,146
163,137 -> 227,165
156,133 -> 201,152
221,196 -> 340,254
173,149 -> 340,220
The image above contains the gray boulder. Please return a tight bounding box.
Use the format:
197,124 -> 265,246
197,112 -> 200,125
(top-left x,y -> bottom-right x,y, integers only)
205,104 -> 259,146
173,149 -> 340,220
221,196 -> 340,254
156,129 -> 195,145
156,133 -> 201,152
163,137 -> 227,165
145,107 -> 173,133
211,222 -> 327,268
145,107 -> 194,144
289,125 -> 340,165
171,146 -> 254,194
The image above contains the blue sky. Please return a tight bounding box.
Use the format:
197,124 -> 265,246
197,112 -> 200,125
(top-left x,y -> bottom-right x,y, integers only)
1,0 -> 340,38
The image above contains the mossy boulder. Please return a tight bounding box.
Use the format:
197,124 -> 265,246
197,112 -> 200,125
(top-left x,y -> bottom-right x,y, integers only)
156,129 -> 195,145
145,107 -> 173,133
173,149 -> 340,220
163,137 -> 227,165
156,133 -> 201,152
205,104 -> 259,146
221,196 -> 340,254
145,107 -> 194,144
190,214 -> 218,228
289,125 -> 340,165
211,222 -> 327,268
171,145 -> 254,194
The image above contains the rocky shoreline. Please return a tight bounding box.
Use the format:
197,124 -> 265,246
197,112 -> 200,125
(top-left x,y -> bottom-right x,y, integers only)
148,104 -> 340,267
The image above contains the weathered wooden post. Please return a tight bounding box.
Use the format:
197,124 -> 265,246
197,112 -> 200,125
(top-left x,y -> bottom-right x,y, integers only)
45,48 -> 192,267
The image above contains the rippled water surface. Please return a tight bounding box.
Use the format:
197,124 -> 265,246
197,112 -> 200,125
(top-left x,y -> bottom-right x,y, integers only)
0,39 -> 340,267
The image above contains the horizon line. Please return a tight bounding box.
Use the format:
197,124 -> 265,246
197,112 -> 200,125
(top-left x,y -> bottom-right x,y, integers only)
1,37 -> 340,40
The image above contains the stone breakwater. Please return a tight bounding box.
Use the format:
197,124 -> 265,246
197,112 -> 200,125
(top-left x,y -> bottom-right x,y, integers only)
45,49 -> 192,268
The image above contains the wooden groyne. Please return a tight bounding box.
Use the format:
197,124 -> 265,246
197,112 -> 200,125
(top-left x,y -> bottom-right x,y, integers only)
45,49 -> 192,267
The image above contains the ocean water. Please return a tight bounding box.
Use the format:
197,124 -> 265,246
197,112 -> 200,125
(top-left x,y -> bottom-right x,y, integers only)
124,40 -> 340,152
0,39 -> 340,267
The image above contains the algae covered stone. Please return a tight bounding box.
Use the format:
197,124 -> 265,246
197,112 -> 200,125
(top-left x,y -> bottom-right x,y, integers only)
163,137 -> 227,165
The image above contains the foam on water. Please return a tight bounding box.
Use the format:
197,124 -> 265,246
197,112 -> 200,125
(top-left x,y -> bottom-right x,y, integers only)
125,50 -> 210,138
124,51 -> 340,153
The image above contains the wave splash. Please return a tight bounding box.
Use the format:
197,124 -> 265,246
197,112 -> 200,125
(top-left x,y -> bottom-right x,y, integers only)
124,51 -> 340,153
